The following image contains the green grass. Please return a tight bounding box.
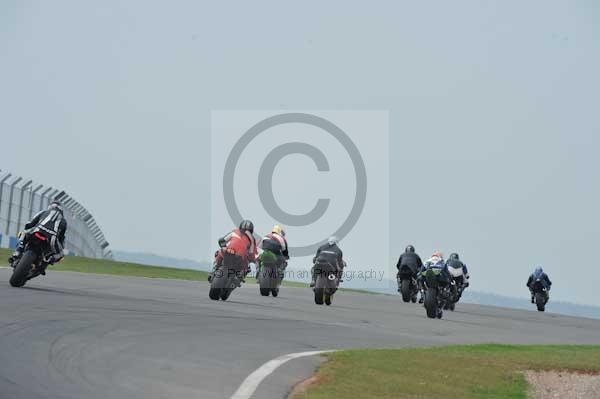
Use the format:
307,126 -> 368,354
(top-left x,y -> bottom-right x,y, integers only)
1,247 -> 210,280
293,345 -> 600,399
0,248 -> 312,289
1,247 -> 380,293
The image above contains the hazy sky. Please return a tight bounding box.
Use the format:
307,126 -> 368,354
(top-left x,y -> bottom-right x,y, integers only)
2,1 -> 599,305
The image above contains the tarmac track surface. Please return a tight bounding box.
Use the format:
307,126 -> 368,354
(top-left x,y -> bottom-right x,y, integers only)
1,269 -> 599,399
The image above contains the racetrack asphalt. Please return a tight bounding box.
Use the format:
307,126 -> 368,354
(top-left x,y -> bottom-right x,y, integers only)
1,269 -> 599,399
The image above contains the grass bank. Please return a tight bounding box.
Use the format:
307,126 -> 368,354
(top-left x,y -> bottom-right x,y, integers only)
1,247 -> 210,280
0,248 -> 309,288
1,248 -> 379,292
293,344 -> 600,399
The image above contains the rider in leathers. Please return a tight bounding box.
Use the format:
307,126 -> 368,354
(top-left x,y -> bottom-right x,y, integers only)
445,252 -> 470,290
527,267 -> 552,303
256,225 -> 289,280
310,236 -> 344,287
8,201 -> 67,275
209,220 -> 257,284
396,245 -> 423,293
417,251 -> 448,303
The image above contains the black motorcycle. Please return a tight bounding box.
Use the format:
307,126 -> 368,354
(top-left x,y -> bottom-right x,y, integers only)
313,260 -> 341,306
209,251 -> 245,301
445,277 -> 469,312
422,268 -> 452,319
9,232 -> 54,287
397,264 -> 419,303
532,279 -> 549,312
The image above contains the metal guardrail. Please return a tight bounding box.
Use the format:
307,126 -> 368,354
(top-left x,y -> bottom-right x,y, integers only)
0,169 -> 112,259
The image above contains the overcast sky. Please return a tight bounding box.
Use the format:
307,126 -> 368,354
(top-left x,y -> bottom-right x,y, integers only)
2,1 -> 599,305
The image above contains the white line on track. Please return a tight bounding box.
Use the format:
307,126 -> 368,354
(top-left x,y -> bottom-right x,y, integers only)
230,350 -> 335,399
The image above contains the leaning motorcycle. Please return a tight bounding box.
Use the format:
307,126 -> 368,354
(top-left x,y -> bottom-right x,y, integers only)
313,260 -> 341,306
257,251 -> 285,297
397,264 -> 419,303
9,231 -> 54,287
422,268 -> 452,319
531,279 -> 549,312
209,250 -> 245,301
445,264 -> 468,311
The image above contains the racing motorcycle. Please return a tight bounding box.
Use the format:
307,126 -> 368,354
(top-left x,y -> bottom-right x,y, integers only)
445,264 -> 469,311
531,278 -> 549,312
9,232 -> 55,287
397,264 -> 419,303
209,250 -> 247,301
257,251 -> 285,297
313,260 -> 343,306
422,267 -> 452,319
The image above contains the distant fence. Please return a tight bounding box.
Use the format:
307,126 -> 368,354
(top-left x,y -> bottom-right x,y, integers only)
0,169 -> 112,259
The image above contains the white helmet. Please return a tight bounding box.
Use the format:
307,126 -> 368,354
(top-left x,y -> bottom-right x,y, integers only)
327,236 -> 338,246
48,201 -> 64,213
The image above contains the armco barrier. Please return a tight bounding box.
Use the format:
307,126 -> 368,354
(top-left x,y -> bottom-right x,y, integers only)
0,169 -> 112,259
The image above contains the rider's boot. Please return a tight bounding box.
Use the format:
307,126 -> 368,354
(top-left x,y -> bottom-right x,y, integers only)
39,262 -> 49,276
240,267 -> 250,284
8,249 -> 23,268
208,262 -> 218,283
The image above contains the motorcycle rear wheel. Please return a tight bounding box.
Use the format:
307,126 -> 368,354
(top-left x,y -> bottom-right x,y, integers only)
220,288 -> 232,301
314,288 -> 324,305
9,251 -> 36,288
424,288 -> 439,319
535,292 -> 546,312
209,288 -> 221,301
400,279 -> 412,303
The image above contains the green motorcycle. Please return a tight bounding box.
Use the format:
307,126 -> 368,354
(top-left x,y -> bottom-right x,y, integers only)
256,250 -> 286,297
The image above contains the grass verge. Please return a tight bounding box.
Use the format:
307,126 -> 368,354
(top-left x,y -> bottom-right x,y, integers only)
1,248 -> 210,280
0,248 -> 322,289
1,248 -> 379,292
292,344 -> 600,399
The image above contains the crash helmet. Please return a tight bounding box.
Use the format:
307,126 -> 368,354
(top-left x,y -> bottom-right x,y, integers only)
49,201 -> 63,213
272,225 -> 285,237
239,219 -> 254,235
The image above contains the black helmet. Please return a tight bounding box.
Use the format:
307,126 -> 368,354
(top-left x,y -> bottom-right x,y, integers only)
405,245 -> 415,253
239,220 -> 254,234
49,201 -> 64,213
449,253 -> 460,261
